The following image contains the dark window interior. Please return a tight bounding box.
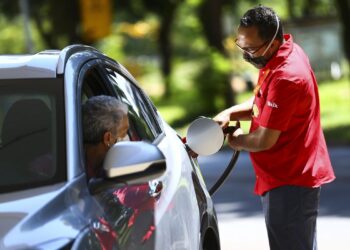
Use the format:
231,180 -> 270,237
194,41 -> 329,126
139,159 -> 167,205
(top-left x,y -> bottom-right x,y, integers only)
0,79 -> 66,193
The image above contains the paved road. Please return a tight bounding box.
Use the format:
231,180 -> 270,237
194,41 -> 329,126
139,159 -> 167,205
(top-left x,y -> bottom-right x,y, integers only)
199,147 -> 350,250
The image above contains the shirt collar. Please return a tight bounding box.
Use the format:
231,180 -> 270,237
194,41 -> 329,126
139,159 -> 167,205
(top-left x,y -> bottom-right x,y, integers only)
262,34 -> 293,71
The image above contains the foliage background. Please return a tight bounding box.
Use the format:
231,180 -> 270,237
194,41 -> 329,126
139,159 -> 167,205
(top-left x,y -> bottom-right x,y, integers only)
0,0 -> 349,144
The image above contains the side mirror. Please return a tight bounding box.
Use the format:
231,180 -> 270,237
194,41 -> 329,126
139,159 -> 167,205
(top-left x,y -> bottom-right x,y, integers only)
103,141 -> 166,181
89,141 -> 166,194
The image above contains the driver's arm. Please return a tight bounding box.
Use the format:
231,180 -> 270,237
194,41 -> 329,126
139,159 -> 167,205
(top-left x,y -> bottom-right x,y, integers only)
227,126 -> 281,152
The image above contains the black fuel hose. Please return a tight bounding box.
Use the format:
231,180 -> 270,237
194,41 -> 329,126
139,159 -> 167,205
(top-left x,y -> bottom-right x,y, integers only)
209,149 -> 240,196
209,125 -> 240,196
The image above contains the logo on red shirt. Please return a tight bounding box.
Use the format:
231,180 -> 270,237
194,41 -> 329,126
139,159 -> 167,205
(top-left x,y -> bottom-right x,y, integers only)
267,101 -> 278,108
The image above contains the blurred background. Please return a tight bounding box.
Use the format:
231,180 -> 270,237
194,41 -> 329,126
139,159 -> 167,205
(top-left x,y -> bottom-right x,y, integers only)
0,0 -> 349,144
1,1 -> 349,249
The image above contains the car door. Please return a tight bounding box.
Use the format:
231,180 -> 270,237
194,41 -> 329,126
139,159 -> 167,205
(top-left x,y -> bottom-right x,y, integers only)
76,60 -> 162,249
100,61 -> 203,250
76,57 -> 203,249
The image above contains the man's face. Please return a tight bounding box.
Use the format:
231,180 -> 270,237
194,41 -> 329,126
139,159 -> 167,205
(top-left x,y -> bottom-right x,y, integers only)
235,25 -> 279,69
116,115 -> 129,141
104,115 -> 129,149
235,26 -> 270,58
110,114 -> 129,144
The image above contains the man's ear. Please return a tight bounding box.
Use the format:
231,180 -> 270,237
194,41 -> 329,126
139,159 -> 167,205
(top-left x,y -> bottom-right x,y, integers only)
268,40 -> 280,56
271,39 -> 281,48
103,131 -> 112,147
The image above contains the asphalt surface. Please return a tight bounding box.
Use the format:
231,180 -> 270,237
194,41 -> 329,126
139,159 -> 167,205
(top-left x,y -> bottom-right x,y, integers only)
199,147 -> 350,250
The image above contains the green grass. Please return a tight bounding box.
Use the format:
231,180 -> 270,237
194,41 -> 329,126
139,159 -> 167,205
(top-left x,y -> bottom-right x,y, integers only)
319,79 -> 350,145
319,80 -> 350,128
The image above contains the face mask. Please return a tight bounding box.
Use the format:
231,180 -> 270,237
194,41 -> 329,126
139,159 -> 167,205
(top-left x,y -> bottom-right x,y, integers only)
243,52 -> 269,69
117,134 -> 129,143
243,15 -> 280,69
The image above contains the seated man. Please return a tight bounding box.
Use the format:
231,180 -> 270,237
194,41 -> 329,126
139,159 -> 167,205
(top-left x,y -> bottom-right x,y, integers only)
82,95 -> 129,179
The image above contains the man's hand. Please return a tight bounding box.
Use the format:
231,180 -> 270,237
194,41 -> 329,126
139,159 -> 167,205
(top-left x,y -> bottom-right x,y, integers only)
227,121 -> 243,151
213,97 -> 255,126
227,128 -> 244,150
213,111 -> 231,128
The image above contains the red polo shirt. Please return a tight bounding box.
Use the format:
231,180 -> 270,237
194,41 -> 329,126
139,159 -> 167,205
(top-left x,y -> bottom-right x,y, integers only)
250,34 -> 335,195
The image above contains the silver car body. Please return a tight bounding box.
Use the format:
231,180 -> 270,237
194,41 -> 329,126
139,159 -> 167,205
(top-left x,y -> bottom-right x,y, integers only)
0,46 -> 219,250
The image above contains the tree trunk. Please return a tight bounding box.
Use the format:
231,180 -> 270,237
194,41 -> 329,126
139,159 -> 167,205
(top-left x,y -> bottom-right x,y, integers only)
286,0 -> 296,19
32,12 -> 58,49
335,0 -> 350,78
159,4 -> 177,98
302,0 -> 318,17
198,0 -> 226,55
52,0 -> 81,44
197,0 -> 234,109
32,0 -> 81,49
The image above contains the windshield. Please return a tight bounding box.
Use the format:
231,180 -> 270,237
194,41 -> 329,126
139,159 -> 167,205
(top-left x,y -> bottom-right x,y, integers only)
0,79 -> 66,193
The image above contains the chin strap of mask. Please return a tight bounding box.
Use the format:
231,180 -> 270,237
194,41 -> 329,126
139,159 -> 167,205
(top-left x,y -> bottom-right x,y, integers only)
261,14 -> 280,57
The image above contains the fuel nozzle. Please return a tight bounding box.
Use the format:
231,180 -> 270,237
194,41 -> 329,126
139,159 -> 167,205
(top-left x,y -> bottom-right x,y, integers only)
222,126 -> 239,135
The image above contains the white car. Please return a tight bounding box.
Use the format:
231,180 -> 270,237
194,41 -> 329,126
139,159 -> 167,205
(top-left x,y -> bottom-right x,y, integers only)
0,45 -> 220,250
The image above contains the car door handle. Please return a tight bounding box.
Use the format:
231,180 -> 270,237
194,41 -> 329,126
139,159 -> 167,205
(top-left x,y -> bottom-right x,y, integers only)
148,180 -> 163,197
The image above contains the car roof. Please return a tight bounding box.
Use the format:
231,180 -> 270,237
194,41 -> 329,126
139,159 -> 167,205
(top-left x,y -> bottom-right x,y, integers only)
0,51 -> 60,79
0,45 -> 101,79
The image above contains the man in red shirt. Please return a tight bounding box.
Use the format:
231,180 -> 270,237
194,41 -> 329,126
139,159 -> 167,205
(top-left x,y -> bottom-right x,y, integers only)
214,5 -> 335,250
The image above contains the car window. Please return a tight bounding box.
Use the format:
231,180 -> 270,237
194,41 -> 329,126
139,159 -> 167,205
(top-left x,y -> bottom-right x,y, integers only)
79,66 -> 133,144
81,66 -> 112,99
106,68 -> 163,142
0,79 -> 66,193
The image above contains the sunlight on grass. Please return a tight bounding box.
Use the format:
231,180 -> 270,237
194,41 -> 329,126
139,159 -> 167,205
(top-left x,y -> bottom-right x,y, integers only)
318,79 -> 350,144
157,105 -> 186,125
236,92 -> 253,133
172,60 -> 202,91
319,79 -> 350,129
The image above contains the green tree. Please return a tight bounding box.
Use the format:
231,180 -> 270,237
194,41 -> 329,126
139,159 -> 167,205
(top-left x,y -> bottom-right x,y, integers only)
285,0 -> 335,19
117,0 -> 184,98
0,0 -> 81,49
195,0 -> 239,112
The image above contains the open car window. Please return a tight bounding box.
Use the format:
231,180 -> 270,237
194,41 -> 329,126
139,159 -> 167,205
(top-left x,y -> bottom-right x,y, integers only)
79,63 -> 163,144
106,68 -> 163,142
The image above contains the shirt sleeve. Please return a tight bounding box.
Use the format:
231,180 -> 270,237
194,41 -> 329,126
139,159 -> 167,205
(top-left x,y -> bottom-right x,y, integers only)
259,79 -> 302,131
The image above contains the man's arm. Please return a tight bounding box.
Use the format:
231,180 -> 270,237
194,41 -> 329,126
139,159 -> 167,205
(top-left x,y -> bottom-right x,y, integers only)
213,97 -> 254,127
228,126 -> 281,152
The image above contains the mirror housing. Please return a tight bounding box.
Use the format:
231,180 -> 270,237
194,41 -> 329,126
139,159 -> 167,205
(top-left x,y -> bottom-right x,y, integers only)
89,141 -> 166,194
103,141 -> 166,181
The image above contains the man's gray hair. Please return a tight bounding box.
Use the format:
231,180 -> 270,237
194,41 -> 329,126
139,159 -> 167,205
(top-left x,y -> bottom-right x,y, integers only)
82,95 -> 128,144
